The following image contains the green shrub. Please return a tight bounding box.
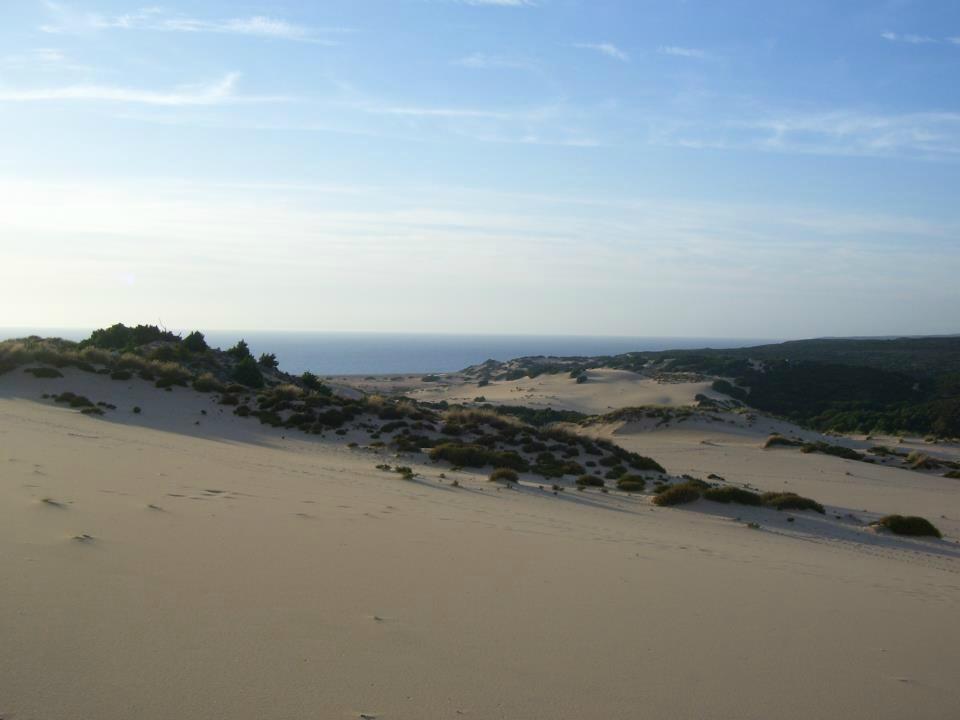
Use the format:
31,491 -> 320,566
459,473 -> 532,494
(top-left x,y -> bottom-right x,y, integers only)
258,352 -> 279,369
53,392 -> 94,408
232,356 -> 264,388
945,470 -> 960,479
616,475 -> 646,492
652,482 -> 701,506
490,468 -> 519,483
761,492 -> 825,514
764,434 -> 803,449
429,443 -> 529,471
873,515 -> 942,538
182,331 -> 208,353
576,474 -> 605,487
24,367 -> 63,378
703,486 -> 762,506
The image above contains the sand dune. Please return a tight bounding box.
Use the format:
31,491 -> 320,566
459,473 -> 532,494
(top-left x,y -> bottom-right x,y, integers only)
1,371 -> 959,719
409,367 -> 724,413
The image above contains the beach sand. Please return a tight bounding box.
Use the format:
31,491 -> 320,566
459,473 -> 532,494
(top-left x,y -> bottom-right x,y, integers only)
1,370 -> 959,719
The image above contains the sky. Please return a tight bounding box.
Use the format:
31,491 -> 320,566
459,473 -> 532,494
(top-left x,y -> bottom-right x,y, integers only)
1,0 -> 959,338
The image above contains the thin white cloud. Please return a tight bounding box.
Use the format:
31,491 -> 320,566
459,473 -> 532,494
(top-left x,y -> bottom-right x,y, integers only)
659,46 -> 708,59
459,0 -> 539,6
41,3 -> 343,43
574,43 -> 629,62
0,73 -> 284,106
881,31 -> 937,44
0,47 -> 90,72
650,108 -> 960,160
375,106 -> 511,119
454,53 -> 535,70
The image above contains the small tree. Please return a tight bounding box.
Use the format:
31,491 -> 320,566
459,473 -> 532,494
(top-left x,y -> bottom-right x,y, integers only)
232,356 -> 264,388
258,352 -> 279,370
183,331 -> 208,353
228,339 -> 252,360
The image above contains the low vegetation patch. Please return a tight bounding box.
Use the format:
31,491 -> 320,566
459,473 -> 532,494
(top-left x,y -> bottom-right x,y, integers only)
489,468 -> 519,483
652,482 -> 702,506
703,486 -> 762,506
760,492 -> 825,514
873,515 -> 942,538
576,474 -> 605,487
23,367 -> 63,378
763,434 -> 804,449
429,443 -> 529,471
616,475 -> 646,492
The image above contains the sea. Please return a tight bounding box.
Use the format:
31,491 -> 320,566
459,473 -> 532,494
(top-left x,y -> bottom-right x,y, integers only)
1,329 -> 776,376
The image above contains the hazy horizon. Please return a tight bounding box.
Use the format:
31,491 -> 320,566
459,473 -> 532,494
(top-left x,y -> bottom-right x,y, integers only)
2,1 -> 959,337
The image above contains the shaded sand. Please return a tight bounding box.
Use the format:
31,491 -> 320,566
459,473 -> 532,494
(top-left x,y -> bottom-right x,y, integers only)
408,367 -> 723,413
2,372 -> 959,720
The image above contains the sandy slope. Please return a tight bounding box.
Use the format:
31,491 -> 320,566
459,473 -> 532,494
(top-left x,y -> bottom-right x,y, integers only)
408,367 -> 723,413
1,371 -> 959,720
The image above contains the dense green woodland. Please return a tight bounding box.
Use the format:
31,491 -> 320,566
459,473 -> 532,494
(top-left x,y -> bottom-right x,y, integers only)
615,337 -> 960,437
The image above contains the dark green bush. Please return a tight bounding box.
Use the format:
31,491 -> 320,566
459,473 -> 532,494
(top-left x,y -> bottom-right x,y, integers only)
703,486 -> 762,506
182,331 -> 208,353
874,515 -> 942,538
945,470 -> 960,479
652,483 -> 702,506
54,392 -> 94,408
231,356 -> 264,388
258,352 -> 279,369
576,474 -> 605,487
761,492 -> 825,514
429,443 -> 529,471
764,434 -> 804,449
227,339 -> 252,360
24,367 -> 63,378
490,468 -> 519,483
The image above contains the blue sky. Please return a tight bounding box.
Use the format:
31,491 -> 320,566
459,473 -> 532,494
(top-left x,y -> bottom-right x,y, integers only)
1,0 -> 959,337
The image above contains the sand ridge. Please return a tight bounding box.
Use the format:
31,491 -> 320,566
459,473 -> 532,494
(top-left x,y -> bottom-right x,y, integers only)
1,370 -> 959,719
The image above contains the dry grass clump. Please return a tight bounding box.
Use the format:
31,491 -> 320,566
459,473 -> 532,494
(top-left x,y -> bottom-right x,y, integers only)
763,434 -> 804,449
652,482 -> 702,506
760,492 -> 825,514
489,467 -> 519,483
616,475 -> 647,492
116,352 -> 150,371
192,373 -> 224,393
271,383 -> 304,400
79,346 -> 114,366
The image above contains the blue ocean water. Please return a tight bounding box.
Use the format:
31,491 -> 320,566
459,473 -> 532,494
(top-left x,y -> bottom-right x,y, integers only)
1,328 -> 775,376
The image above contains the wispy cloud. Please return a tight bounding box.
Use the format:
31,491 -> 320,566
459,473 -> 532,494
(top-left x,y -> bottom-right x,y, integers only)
0,73 -> 284,106
40,3 -> 343,43
0,47 -> 90,72
459,0 -> 539,6
454,53 -> 535,70
881,31 -> 938,44
658,46 -> 708,59
375,106 -> 511,119
574,43 -> 629,62
650,108 -> 960,160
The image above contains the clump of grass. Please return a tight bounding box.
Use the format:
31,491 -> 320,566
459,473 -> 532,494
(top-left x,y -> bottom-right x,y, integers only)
24,367 -> 63,378
760,492 -> 825,514
763,434 -> 803,449
53,391 -> 94,408
192,373 -> 224,393
945,470 -> 960,479
81,407 -> 105,416
873,515 -> 942,538
703,486 -> 762,506
489,467 -> 519,483
576,474 -> 605,487
616,475 -> 646,492
652,482 -> 701,506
